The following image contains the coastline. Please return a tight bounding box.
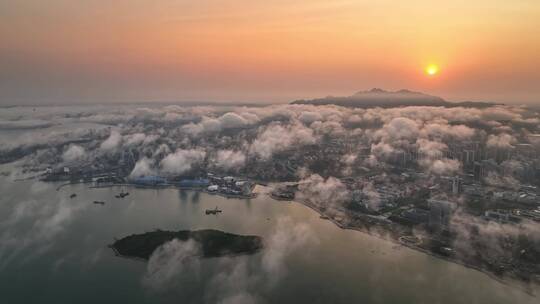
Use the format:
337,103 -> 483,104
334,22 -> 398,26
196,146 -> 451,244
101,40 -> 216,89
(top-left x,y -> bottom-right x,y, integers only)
87,182 -> 257,200
291,196 -> 538,295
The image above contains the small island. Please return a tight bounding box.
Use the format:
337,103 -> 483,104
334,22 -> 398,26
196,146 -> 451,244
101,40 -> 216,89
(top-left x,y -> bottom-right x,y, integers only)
110,229 -> 263,260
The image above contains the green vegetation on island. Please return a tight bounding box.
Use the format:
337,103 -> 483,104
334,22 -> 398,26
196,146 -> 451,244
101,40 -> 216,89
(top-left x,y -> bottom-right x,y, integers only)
110,229 -> 263,260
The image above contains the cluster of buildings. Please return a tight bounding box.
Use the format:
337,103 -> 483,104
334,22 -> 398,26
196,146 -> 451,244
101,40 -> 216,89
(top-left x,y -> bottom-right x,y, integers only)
301,161 -> 539,239
206,174 -> 255,197
128,173 -> 255,197
394,201 -> 455,237
38,128 -> 540,232
484,208 -> 540,224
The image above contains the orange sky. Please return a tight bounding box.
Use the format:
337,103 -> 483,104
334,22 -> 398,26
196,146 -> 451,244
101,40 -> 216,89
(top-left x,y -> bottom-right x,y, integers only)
1,0 -> 539,105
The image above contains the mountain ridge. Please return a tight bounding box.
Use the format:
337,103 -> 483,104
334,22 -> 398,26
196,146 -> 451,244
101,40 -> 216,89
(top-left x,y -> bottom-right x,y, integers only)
292,89 -> 499,108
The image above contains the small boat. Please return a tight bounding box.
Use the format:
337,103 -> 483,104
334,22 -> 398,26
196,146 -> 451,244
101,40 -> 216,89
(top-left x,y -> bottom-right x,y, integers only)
119,192 -> 129,198
70,193 -> 77,199
93,201 -> 105,205
205,206 -> 222,215
116,187 -> 130,198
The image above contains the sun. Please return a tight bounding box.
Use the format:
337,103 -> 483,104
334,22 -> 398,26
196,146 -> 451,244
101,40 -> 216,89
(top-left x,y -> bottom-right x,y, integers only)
425,64 -> 439,76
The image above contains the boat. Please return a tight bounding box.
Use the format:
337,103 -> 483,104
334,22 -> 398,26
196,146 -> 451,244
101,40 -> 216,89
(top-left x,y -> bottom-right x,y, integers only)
205,206 -> 222,215
93,201 -> 105,205
115,186 -> 130,198
70,193 -> 77,199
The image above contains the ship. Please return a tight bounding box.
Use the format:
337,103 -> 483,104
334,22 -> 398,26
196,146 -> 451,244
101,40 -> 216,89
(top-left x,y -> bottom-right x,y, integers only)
205,206 -> 222,215
115,186 -> 130,198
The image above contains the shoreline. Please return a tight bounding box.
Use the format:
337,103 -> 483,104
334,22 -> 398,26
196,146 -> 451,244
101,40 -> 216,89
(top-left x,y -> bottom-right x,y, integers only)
292,197 -> 538,296
87,182 -> 258,200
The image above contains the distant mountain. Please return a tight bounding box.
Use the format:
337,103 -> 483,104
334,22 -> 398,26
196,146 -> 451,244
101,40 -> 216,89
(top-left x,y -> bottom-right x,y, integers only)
291,88 -> 498,108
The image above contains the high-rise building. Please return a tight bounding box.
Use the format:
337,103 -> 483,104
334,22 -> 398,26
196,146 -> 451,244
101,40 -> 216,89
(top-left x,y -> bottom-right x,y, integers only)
452,176 -> 461,195
428,199 -> 454,231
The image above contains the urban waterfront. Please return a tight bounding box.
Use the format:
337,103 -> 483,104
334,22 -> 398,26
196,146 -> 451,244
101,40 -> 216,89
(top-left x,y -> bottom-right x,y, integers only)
0,177 -> 537,304
3,2 -> 540,302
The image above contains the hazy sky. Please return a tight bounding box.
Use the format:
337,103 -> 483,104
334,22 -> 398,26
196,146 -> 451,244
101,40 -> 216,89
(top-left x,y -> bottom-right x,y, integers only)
1,1 -> 539,105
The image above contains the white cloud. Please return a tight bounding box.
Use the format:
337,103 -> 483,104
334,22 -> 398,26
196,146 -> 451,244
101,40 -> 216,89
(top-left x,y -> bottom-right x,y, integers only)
142,239 -> 201,292
62,145 -> 86,162
100,130 -> 122,151
486,133 -> 516,149
250,122 -> 317,159
160,149 -> 206,175
129,157 -> 156,178
214,150 -> 246,171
